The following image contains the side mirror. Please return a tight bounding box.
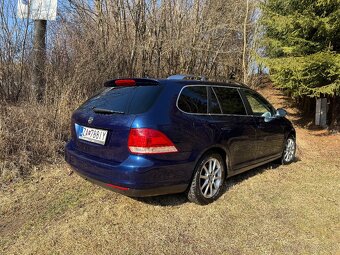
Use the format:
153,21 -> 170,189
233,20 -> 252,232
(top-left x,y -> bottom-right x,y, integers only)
276,108 -> 287,117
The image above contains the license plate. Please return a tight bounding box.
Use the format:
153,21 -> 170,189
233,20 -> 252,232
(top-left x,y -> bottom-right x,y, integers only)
75,124 -> 108,145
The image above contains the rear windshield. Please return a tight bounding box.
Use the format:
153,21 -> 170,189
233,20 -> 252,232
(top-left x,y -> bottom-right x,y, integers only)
78,86 -> 163,114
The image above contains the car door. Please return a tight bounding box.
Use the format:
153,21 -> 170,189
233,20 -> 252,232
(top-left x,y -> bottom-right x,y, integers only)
241,89 -> 285,161
207,86 -> 258,171
176,85 -> 216,155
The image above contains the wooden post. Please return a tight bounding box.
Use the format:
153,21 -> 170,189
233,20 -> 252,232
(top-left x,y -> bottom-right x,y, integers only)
32,19 -> 47,102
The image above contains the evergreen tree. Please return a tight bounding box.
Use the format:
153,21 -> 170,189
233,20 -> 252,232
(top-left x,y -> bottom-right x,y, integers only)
259,0 -> 340,126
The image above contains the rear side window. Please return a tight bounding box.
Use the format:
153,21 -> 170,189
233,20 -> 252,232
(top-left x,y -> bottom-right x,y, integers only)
212,87 -> 246,115
78,86 -> 163,114
177,86 -> 208,114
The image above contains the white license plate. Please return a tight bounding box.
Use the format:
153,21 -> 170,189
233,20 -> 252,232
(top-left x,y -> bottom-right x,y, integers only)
75,124 -> 108,145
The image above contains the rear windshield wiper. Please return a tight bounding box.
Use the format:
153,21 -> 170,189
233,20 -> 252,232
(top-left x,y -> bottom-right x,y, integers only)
92,107 -> 124,114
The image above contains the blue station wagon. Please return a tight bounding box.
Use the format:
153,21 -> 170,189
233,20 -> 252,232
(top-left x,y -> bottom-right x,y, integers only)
65,75 -> 296,205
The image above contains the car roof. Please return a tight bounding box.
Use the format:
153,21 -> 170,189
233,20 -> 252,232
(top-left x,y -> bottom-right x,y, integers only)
159,79 -> 250,89
104,76 -> 250,89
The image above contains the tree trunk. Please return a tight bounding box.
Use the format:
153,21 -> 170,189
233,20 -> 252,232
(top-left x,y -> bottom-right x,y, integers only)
329,94 -> 340,129
302,96 -> 314,116
242,0 -> 249,83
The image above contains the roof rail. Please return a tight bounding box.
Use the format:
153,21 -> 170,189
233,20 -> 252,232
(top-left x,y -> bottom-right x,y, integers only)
167,74 -> 207,81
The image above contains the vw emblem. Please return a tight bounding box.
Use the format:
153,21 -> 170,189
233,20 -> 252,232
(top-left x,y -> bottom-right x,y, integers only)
88,117 -> 94,124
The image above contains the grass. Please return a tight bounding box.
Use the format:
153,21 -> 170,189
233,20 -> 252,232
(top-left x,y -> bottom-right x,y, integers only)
0,87 -> 340,254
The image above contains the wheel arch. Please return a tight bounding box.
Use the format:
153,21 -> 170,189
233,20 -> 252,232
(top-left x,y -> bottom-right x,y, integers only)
193,145 -> 231,177
286,127 -> 296,140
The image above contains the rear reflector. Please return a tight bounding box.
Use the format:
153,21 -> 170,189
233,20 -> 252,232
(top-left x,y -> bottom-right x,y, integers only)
106,183 -> 129,191
128,128 -> 178,154
115,79 -> 136,86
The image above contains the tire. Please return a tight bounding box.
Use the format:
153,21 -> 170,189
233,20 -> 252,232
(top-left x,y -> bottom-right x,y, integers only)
281,136 -> 296,165
187,152 -> 226,205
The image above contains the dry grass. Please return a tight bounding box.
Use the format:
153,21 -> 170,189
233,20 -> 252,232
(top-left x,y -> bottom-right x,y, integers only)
0,87 -> 340,254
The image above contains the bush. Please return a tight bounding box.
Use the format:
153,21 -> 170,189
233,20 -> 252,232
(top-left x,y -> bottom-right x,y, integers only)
0,100 -> 75,183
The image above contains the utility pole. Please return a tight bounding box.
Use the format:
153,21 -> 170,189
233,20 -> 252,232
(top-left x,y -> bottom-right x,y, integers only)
17,0 -> 57,102
32,19 -> 47,102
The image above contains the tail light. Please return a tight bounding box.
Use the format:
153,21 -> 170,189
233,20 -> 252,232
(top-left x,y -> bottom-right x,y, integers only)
128,128 -> 178,154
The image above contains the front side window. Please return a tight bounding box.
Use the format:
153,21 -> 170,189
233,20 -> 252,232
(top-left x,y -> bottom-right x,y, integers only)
212,87 -> 246,115
244,90 -> 275,116
177,86 -> 208,114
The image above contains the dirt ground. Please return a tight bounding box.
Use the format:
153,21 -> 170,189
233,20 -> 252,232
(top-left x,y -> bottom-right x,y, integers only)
1,86 -> 339,255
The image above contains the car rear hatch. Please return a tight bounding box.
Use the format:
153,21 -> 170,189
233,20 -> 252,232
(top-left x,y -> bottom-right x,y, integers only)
71,79 -> 163,163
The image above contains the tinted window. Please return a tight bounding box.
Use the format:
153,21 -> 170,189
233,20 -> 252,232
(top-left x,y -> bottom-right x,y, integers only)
129,86 -> 163,114
78,86 -> 162,114
244,90 -> 275,116
209,88 -> 222,114
178,86 -> 208,114
212,87 -> 246,115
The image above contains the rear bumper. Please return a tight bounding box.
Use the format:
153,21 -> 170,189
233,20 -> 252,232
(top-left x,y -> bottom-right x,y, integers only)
74,170 -> 187,197
64,141 -> 191,197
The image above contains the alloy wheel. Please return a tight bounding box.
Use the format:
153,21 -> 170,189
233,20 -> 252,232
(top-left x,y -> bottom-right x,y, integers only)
199,158 -> 222,198
284,138 -> 295,162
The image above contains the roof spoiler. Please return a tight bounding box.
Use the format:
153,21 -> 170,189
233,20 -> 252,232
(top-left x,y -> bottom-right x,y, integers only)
104,78 -> 160,87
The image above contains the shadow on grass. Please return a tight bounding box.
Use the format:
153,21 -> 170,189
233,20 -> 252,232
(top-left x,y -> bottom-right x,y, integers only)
134,159 -> 300,207
133,192 -> 188,207
291,115 -> 333,133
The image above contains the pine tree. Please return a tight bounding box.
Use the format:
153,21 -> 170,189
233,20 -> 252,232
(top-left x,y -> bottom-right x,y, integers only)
259,0 -> 340,127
